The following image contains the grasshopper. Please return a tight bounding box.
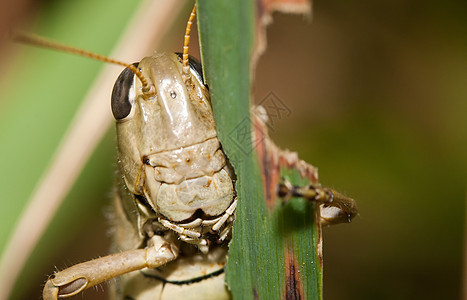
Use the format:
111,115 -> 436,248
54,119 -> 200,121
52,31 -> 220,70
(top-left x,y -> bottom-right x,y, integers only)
13,4 -> 357,299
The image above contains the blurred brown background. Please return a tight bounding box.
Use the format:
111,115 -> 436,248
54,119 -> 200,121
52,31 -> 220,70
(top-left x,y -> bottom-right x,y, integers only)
256,1 -> 466,299
1,0 -> 465,299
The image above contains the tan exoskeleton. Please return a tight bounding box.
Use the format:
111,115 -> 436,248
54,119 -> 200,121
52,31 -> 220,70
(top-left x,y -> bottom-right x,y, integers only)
39,6 -> 235,299
14,4 -> 357,299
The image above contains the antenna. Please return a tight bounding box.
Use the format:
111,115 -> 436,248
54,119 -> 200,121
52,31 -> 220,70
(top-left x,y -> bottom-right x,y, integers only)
11,31 -> 156,98
182,4 -> 196,83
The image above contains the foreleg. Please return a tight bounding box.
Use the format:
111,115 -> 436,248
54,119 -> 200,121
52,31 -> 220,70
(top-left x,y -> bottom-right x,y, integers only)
43,236 -> 178,300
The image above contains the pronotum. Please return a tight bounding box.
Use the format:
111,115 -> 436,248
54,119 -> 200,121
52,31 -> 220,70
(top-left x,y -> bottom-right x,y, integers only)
7,3 -> 357,299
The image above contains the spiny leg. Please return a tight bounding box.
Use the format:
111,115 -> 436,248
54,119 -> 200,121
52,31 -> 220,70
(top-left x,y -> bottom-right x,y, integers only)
277,179 -> 358,225
43,235 -> 178,300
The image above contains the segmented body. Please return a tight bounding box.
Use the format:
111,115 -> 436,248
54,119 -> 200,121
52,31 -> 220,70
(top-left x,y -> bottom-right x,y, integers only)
109,52 -> 234,299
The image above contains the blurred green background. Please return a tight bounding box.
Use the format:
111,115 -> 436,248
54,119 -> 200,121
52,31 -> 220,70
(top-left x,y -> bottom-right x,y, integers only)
0,0 -> 465,299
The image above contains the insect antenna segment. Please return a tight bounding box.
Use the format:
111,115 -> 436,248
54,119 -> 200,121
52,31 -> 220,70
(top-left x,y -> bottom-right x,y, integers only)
182,4 -> 197,83
11,31 -> 156,99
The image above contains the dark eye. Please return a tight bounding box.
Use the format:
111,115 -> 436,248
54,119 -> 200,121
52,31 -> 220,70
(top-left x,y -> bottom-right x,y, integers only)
175,53 -> 205,86
111,62 -> 139,120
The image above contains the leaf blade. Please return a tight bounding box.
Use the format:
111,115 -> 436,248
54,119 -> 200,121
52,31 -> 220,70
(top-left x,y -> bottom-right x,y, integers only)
197,1 -> 322,299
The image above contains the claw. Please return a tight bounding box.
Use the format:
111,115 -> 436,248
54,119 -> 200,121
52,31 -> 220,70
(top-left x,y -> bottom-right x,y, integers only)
43,274 -> 88,300
43,278 -> 59,300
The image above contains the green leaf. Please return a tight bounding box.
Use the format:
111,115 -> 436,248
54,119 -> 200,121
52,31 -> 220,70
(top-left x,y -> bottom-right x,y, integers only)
197,1 -> 322,299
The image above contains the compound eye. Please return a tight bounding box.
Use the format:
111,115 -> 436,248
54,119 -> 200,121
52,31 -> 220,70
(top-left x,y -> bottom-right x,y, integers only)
111,62 -> 139,120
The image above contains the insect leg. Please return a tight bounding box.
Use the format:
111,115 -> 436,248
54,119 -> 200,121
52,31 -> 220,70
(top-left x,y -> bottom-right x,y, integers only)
42,235 -> 178,300
217,218 -> 234,242
211,198 -> 237,232
197,215 -> 222,226
176,218 -> 204,228
158,218 -> 202,238
277,179 -> 358,225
